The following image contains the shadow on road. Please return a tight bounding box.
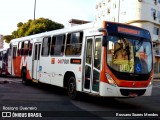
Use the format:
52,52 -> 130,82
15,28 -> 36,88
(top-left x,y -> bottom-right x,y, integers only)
25,82 -> 152,111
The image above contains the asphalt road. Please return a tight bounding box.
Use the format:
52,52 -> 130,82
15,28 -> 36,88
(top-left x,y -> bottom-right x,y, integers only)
0,76 -> 160,120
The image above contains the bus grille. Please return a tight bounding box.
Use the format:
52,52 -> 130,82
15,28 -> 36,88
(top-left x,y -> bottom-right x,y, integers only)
120,89 -> 146,96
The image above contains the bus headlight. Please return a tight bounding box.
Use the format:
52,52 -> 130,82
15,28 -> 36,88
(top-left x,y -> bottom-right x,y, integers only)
148,76 -> 153,87
106,74 -> 117,86
149,81 -> 152,87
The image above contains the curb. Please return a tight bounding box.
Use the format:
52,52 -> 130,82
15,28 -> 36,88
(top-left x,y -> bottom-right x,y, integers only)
0,80 -> 9,84
153,79 -> 160,82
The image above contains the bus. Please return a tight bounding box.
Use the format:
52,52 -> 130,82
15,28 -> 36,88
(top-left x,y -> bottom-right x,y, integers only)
7,21 -> 153,99
0,48 -> 9,75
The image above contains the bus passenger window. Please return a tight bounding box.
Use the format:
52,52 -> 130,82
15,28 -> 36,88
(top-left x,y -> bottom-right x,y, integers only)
13,47 -> 17,59
17,42 -> 22,56
21,42 -> 24,55
23,41 -> 29,55
50,36 -> 56,55
65,32 -> 83,56
0,52 -> 2,61
42,37 -> 51,56
29,43 -> 33,56
50,35 -> 65,56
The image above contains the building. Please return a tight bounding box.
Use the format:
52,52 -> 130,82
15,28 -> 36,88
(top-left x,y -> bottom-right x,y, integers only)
0,35 -> 4,49
95,0 -> 160,78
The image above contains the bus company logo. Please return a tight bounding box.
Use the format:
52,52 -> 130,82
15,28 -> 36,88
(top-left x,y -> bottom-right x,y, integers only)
58,59 -> 69,64
2,112 -> 11,117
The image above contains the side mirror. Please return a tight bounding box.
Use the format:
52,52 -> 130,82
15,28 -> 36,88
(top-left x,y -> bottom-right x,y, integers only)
98,28 -> 108,46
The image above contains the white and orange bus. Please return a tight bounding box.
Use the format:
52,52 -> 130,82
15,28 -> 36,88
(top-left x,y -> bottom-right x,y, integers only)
0,48 -> 9,75
7,21 -> 153,99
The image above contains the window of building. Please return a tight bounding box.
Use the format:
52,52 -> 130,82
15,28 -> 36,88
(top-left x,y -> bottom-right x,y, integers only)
153,27 -> 159,35
151,8 -> 156,20
158,11 -> 160,19
154,0 -> 158,5
114,3 -> 116,8
65,32 -> 83,56
108,8 -> 110,14
154,62 -> 160,74
42,37 -> 51,56
50,35 -> 65,56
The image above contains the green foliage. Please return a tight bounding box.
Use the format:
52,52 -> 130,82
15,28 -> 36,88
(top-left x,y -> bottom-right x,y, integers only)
3,18 -> 64,43
2,35 -> 14,43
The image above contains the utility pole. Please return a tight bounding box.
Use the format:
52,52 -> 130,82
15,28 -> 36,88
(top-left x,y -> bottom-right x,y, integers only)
118,0 -> 121,22
34,0 -> 36,20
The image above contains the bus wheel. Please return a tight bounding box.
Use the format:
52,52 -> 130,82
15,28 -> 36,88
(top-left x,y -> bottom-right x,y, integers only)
67,77 -> 77,100
22,69 -> 27,85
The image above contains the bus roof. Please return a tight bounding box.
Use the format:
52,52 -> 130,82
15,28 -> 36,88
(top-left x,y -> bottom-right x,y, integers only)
10,21 -> 151,43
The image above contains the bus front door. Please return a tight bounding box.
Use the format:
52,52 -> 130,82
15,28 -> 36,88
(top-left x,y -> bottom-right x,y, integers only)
84,36 -> 102,93
32,43 -> 41,81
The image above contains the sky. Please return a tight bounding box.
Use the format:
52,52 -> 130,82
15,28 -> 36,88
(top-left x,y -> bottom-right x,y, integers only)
0,0 -> 95,35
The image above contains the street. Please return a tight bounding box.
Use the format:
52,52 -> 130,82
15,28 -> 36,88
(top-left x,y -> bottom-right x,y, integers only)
0,76 -> 160,120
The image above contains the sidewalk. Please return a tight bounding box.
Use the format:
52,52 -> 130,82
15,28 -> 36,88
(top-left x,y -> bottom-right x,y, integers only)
0,79 -> 9,84
154,77 -> 160,81
0,76 -> 21,84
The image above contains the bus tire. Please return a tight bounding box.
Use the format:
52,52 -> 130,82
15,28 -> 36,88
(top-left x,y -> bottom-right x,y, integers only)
67,77 -> 77,100
22,69 -> 28,85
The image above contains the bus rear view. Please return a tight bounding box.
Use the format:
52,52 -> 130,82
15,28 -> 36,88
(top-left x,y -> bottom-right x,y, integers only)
100,22 -> 153,97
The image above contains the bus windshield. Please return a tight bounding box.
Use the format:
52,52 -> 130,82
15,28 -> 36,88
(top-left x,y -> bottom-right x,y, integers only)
107,36 -> 152,74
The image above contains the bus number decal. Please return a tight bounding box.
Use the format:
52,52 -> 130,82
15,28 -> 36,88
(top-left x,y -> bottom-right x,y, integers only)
58,59 -> 69,64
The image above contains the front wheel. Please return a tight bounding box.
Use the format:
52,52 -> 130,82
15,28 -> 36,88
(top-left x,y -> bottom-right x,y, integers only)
67,77 -> 78,100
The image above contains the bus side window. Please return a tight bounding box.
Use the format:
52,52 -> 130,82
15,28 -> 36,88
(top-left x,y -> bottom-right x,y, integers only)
50,36 -> 56,55
17,42 -> 22,56
65,32 -> 83,56
0,52 -> 2,61
24,41 -> 29,55
50,35 -> 65,56
13,47 -> 17,59
41,37 -> 51,56
29,42 -> 33,56
21,41 -> 25,56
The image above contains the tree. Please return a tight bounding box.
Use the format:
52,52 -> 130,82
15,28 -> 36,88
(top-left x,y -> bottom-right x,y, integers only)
2,35 -> 14,43
3,18 -> 64,43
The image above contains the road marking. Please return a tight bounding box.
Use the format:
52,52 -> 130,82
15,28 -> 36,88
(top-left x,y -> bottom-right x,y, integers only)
1,79 -> 22,84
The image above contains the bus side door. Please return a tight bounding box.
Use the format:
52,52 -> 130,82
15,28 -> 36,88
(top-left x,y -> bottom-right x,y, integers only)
32,42 -> 41,80
83,36 -> 102,93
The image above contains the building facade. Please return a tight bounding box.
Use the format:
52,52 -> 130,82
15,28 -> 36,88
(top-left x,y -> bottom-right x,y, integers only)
0,35 -> 3,49
95,0 -> 160,78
